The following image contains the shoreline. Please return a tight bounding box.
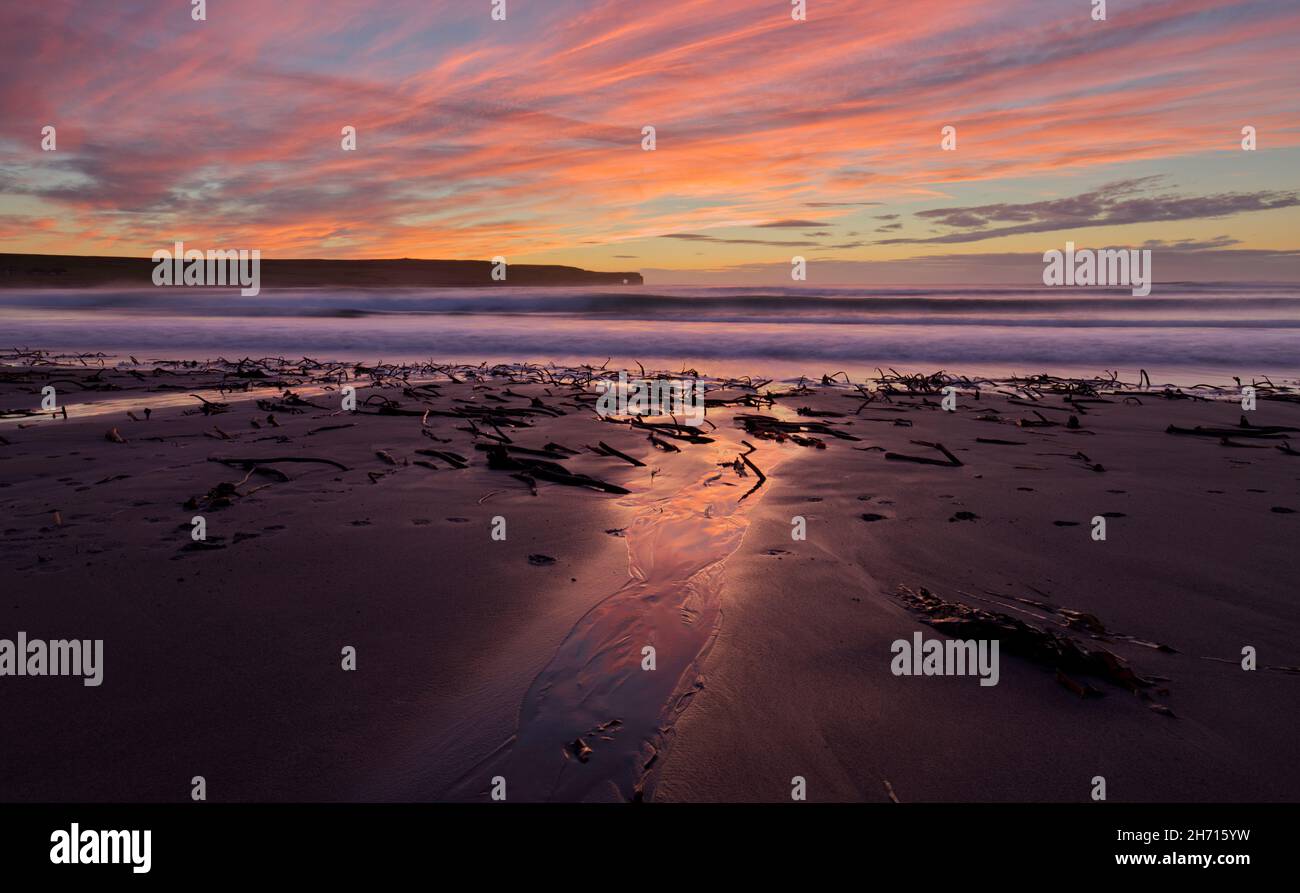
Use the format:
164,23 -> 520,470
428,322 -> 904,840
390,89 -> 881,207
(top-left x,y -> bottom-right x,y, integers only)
2,351 -> 1298,801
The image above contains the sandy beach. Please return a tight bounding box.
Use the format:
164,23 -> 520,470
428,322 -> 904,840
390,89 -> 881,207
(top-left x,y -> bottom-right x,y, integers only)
1,350 -> 1296,803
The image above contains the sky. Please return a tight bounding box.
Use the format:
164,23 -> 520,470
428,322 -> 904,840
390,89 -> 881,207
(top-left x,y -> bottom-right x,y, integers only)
1,0 -> 1298,284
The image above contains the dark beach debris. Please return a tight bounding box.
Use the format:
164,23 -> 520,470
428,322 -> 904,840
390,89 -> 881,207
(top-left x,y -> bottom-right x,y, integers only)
416,448 -> 468,469
604,527 -> 627,537
885,440 -> 962,467
258,392 -> 328,413
1057,449 -> 1107,472
307,422 -> 356,436
949,511 -> 979,522
1271,506 -> 1296,514
1238,414 -> 1300,433
375,449 -> 401,466
1056,671 -> 1103,699
976,437 -> 1027,445
528,553 -> 556,566
588,441 -> 646,466
358,397 -> 429,417
459,418 -> 512,443
594,718 -> 623,737
737,441 -> 767,501
1167,424 -> 1287,439
185,474 -> 248,510
629,417 -> 713,443
648,432 -> 681,452
1057,609 -> 1105,634
511,473 -> 538,496
484,445 -> 629,495
735,413 -> 860,443
894,585 -> 1162,696
180,537 -> 227,552
860,513 -> 888,522
1053,520 -> 1080,526
187,394 -> 229,415
210,455 -> 349,472
570,737 -> 593,763
478,442 -> 570,461
883,779 -> 901,804
1017,410 -> 1059,428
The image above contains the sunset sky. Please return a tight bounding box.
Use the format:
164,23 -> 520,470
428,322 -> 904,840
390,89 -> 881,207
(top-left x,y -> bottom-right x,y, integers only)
1,0 -> 1298,284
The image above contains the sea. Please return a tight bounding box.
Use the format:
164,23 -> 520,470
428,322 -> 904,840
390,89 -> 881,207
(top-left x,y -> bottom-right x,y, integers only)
3,283 -> 1298,385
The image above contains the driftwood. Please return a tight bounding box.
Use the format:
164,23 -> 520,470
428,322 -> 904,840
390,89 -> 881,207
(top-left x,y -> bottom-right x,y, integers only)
483,445 -> 629,494
1166,425 -> 1286,439
895,586 -> 1158,695
735,413 -> 861,442
648,433 -> 681,453
738,441 -> 766,501
589,441 -> 645,466
416,448 -> 468,469
629,417 -> 713,443
209,455 -> 349,471
885,441 -> 963,467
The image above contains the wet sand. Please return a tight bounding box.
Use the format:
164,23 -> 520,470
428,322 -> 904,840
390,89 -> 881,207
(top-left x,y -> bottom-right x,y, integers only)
2,352 -> 1297,801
